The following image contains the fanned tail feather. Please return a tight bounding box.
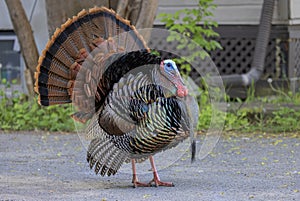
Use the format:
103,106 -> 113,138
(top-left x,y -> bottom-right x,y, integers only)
35,7 -> 149,122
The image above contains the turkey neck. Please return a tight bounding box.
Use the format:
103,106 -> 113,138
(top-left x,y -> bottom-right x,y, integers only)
152,66 -> 177,98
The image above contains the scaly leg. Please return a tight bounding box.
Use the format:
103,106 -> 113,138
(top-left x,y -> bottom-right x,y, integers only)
148,156 -> 174,187
131,159 -> 150,188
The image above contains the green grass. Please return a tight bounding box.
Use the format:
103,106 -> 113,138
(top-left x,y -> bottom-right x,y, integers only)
197,85 -> 300,133
0,86 -> 300,133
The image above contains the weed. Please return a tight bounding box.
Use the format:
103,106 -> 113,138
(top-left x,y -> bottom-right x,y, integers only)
0,90 -> 75,132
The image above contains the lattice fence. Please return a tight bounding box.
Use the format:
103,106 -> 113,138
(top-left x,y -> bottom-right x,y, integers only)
292,38 -> 300,78
148,33 -> 287,80
210,38 -> 282,79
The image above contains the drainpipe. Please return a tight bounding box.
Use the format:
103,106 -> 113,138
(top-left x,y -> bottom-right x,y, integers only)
221,0 -> 275,87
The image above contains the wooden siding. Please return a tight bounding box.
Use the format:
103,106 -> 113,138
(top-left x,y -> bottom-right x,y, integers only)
154,0 -> 296,25
290,0 -> 300,24
0,0 -> 14,29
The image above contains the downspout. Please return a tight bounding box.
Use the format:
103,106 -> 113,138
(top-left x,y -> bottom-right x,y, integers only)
221,0 -> 275,87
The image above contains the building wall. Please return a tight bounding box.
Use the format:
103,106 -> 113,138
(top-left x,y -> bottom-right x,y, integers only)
290,0 -> 300,24
0,0 -> 48,94
154,0 -> 298,25
1,0 -> 300,53
0,0 -> 48,54
1,0 -> 299,94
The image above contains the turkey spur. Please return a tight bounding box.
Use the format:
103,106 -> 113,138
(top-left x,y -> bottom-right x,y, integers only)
34,7 -> 198,187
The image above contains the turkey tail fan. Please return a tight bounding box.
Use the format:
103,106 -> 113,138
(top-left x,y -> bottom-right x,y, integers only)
34,7 -> 150,122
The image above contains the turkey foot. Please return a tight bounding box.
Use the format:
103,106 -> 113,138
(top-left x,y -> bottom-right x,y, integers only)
131,156 -> 174,188
132,173 -> 173,187
131,160 -> 151,188
148,173 -> 174,187
132,174 -> 151,188
148,156 -> 174,187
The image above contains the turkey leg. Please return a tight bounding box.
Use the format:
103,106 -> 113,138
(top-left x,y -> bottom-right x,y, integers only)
131,159 -> 151,187
148,156 -> 174,187
131,156 -> 174,187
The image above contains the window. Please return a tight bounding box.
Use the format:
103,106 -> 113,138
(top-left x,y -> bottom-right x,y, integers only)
0,33 -> 21,84
0,32 -> 26,95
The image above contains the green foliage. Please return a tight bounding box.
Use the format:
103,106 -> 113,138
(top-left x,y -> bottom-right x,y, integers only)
269,107 -> 300,132
197,90 -> 212,130
0,90 -> 75,132
158,0 -> 222,72
197,88 -> 300,133
2,87 -> 300,133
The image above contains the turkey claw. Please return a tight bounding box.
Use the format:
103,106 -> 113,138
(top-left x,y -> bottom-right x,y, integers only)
132,181 -> 151,188
149,179 -> 174,187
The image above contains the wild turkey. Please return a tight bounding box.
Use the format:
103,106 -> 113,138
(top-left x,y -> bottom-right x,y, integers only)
34,7 -> 198,187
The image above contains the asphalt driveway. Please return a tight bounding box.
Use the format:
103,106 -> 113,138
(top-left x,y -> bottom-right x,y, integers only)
0,131 -> 299,201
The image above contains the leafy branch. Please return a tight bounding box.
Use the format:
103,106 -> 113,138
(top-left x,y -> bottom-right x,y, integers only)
158,0 -> 222,72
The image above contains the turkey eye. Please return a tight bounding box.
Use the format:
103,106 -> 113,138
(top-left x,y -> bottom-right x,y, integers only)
167,63 -> 171,68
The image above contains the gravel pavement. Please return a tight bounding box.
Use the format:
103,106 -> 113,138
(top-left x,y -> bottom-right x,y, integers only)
0,131 -> 299,201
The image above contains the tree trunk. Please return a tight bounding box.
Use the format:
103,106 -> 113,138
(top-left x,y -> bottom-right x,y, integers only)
116,0 -> 158,42
117,0 -> 158,29
5,0 -> 38,96
45,0 -> 112,36
45,0 -> 158,36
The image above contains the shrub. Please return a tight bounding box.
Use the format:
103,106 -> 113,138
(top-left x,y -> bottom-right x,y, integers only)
0,90 -> 75,132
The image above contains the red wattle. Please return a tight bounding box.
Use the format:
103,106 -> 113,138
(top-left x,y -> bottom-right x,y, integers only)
177,85 -> 188,97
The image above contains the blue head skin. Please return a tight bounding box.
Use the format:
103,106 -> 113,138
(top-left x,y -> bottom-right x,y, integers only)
159,59 -> 188,97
